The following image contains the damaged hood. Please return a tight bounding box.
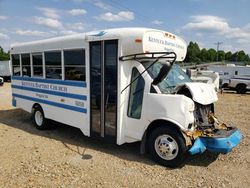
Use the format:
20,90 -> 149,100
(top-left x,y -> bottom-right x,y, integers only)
176,82 -> 218,105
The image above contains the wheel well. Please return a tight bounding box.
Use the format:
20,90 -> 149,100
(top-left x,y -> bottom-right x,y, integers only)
139,120 -> 185,154
31,103 -> 43,114
222,83 -> 228,88
146,120 -> 182,139
236,83 -> 247,87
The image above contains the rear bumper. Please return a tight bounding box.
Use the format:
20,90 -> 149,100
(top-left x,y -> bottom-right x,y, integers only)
189,129 -> 242,155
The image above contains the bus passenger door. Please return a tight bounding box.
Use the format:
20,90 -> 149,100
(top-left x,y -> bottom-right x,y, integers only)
89,40 -> 118,143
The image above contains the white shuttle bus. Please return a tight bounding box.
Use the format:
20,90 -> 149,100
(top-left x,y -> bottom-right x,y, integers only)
10,28 -> 241,167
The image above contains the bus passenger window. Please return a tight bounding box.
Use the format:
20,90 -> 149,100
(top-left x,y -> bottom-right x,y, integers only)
127,68 -> 145,119
64,49 -> 85,81
45,51 -> 62,79
12,54 -> 20,76
32,53 -> 43,77
21,54 -> 31,77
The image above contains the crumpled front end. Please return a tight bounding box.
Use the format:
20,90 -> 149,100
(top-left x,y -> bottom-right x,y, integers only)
185,112 -> 242,155
186,108 -> 242,155
176,82 -> 242,155
189,127 -> 242,155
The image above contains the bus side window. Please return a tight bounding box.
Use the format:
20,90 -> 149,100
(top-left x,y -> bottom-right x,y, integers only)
12,54 -> 20,76
45,51 -> 62,80
32,53 -> 43,77
21,54 -> 31,77
64,49 -> 86,81
127,68 -> 145,119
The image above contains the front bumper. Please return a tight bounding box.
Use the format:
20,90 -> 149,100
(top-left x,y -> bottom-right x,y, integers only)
189,129 -> 242,155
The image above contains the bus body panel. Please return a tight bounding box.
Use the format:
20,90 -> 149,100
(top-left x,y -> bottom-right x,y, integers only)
10,27 -> 188,145
11,77 -> 90,136
118,60 -> 194,144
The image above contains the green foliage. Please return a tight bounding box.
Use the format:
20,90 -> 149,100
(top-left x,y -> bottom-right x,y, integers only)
225,51 -> 232,61
237,50 -> 247,61
184,42 -> 200,63
218,50 -> 225,61
185,42 -> 250,64
0,46 -> 10,61
198,48 -> 208,62
207,48 -> 217,62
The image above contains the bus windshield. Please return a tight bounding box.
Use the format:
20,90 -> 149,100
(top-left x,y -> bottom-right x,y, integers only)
143,61 -> 192,93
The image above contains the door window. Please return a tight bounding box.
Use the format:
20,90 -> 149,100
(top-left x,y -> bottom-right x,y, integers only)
90,40 -> 118,142
128,68 -> 145,119
104,40 -> 117,139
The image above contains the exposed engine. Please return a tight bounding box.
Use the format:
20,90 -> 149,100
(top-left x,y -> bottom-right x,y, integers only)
193,103 -> 215,129
176,85 -> 217,130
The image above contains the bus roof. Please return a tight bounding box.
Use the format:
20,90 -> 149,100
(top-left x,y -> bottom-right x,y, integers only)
10,27 -> 187,61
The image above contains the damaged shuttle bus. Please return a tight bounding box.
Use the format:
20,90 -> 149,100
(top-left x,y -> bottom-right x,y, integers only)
10,28 -> 242,167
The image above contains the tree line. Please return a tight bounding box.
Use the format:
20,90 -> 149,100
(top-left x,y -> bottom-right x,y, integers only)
184,42 -> 250,64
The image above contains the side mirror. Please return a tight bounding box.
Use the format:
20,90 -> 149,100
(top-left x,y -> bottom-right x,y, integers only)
152,62 -> 171,85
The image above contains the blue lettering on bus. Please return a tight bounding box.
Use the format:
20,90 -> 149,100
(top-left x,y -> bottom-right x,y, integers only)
148,36 -> 184,49
12,85 -> 86,100
20,81 -> 68,93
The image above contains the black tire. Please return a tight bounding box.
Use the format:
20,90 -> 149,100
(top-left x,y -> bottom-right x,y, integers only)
148,126 -> 187,168
222,83 -> 228,88
236,84 -> 246,94
32,105 -> 49,130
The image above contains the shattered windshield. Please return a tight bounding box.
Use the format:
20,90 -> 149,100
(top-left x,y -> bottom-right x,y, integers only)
143,61 -> 192,93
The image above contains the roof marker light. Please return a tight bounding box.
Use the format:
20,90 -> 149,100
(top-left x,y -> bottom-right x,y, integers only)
135,38 -> 142,43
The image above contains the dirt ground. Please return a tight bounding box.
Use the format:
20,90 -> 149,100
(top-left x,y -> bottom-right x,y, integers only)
0,82 -> 249,188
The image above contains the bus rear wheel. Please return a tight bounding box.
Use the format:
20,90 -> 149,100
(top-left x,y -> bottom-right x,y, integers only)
148,127 -> 187,168
32,105 -> 48,130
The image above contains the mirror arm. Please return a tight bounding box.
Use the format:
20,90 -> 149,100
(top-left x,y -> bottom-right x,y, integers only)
121,57 -> 160,94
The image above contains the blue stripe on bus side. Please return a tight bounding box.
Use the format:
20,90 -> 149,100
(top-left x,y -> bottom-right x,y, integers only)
12,85 -> 87,100
13,93 -> 87,113
12,97 -> 16,107
11,76 -> 87,87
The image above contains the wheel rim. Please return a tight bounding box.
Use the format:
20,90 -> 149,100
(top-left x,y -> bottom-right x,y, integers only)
154,134 -> 179,160
35,111 -> 43,126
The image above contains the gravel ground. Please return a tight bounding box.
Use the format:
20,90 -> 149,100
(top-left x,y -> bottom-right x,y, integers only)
0,83 -> 249,187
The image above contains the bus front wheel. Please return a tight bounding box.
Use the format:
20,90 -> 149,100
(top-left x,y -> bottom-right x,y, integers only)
148,127 -> 187,168
32,105 -> 48,130
236,84 -> 246,94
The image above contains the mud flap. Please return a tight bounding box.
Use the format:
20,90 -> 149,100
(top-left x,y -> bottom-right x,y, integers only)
189,129 -> 242,155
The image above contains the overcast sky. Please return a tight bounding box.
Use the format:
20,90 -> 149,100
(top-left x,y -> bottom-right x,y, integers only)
0,0 -> 249,54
